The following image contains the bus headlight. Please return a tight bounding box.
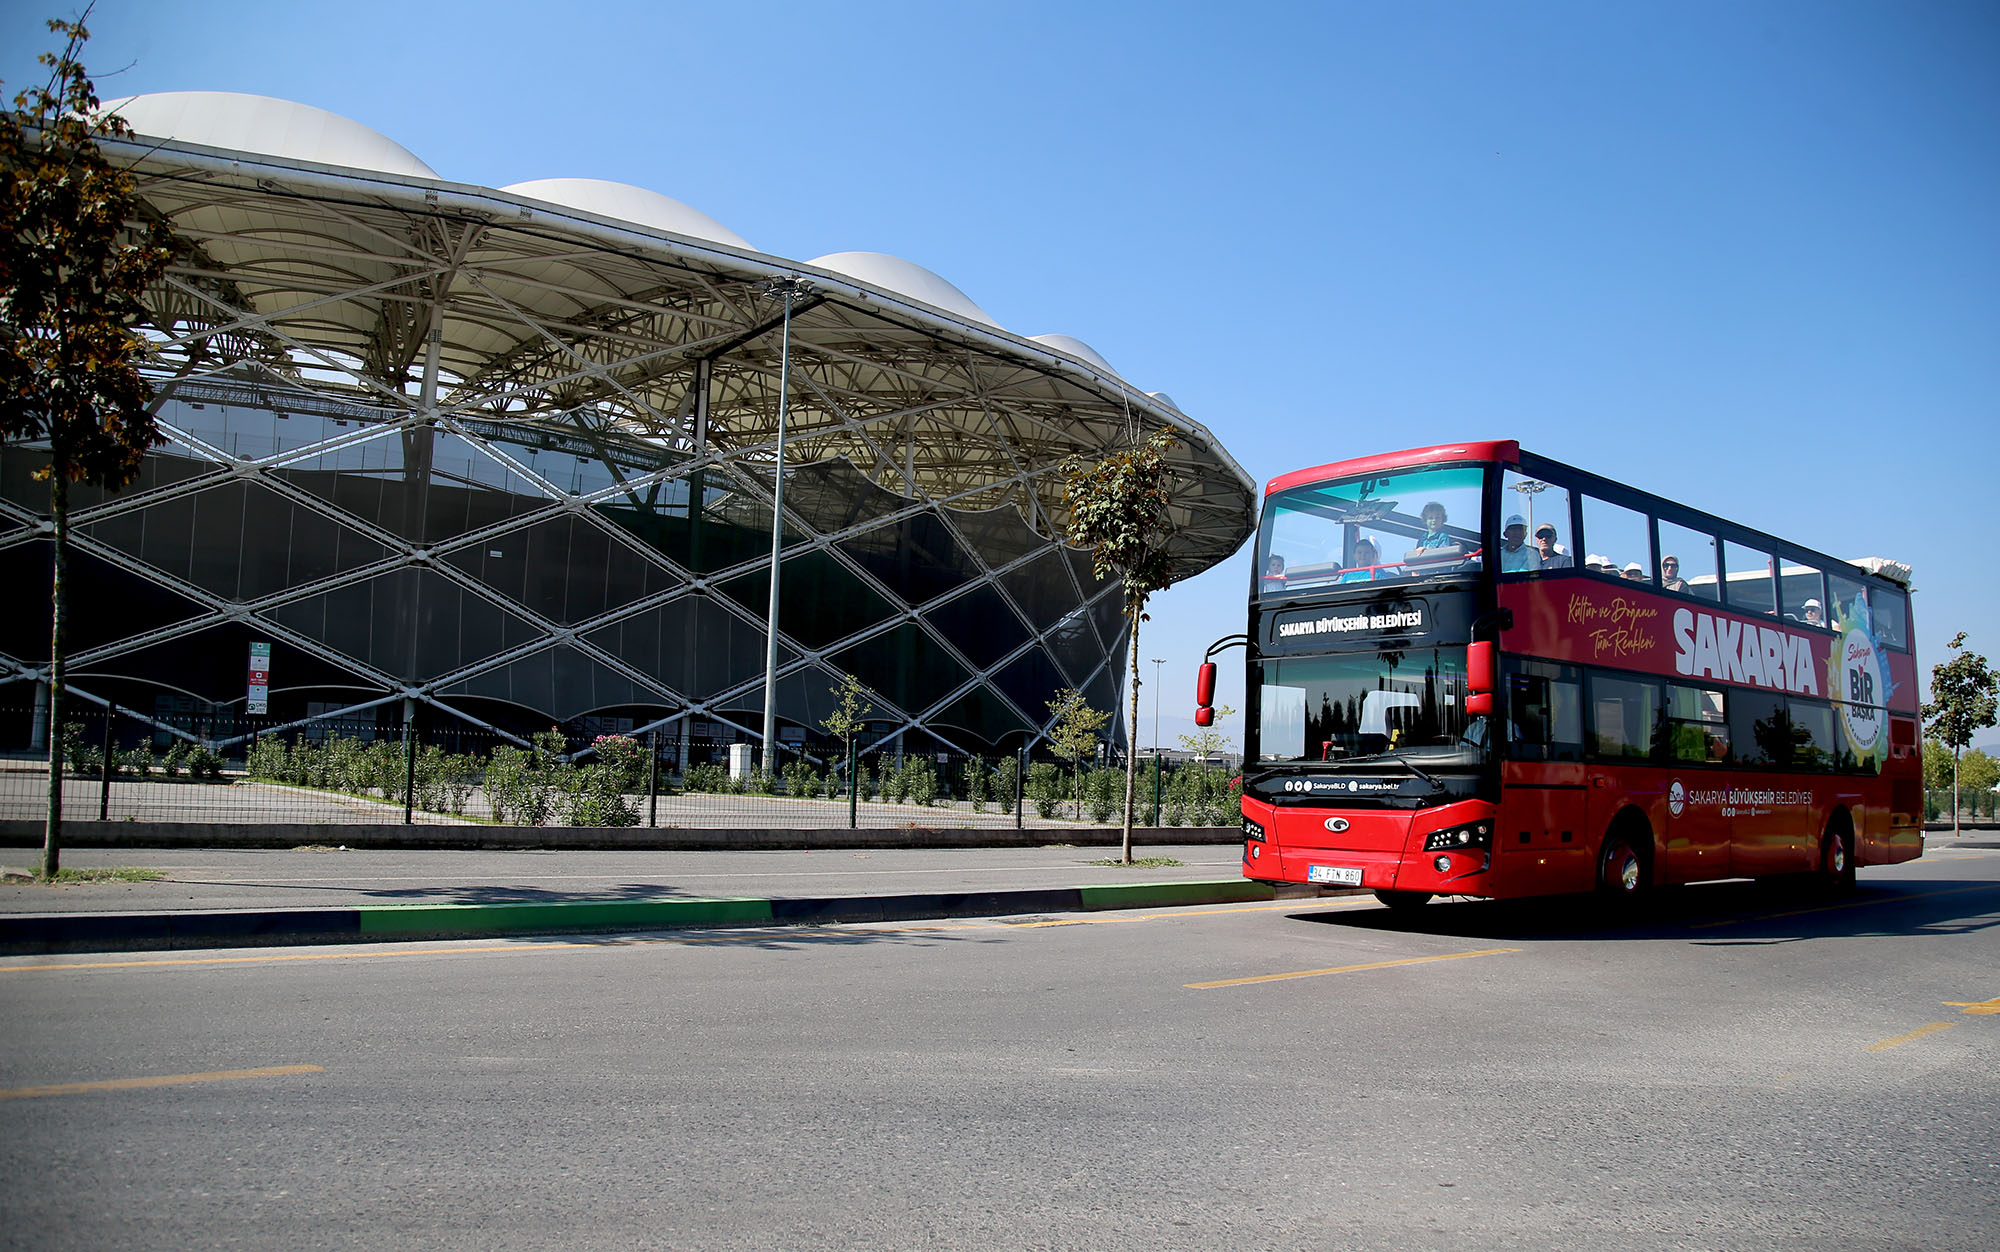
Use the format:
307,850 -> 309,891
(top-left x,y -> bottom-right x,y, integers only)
1243,817 -> 1265,842
1423,822 -> 1491,852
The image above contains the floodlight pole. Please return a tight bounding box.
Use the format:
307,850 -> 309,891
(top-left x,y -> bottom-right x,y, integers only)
761,277 -> 812,774
1150,657 -> 1165,751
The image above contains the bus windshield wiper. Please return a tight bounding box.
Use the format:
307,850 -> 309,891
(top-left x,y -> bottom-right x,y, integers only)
1381,755 -> 1443,791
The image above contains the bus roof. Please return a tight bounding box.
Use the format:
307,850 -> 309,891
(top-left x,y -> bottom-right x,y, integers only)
1266,441 -> 1521,496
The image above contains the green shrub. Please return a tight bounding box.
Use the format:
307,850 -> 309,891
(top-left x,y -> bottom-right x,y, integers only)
1027,761 -> 1064,820
993,756 -> 1020,815
592,734 -> 647,791
185,745 -> 226,780
557,762 -> 638,826
904,757 -> 939,806
964,756 -> 987,812
484,744 -> 554,825
245,737 -> 288,781
119,745 -> 156,777
682,762 -> 728,793
782,759 -> 819,798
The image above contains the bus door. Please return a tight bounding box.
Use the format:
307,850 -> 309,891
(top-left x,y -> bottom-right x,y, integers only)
1498,663 -> 1593,893
1662,685 -> 1731,883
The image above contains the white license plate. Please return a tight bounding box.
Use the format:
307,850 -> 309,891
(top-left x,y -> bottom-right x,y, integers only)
1307,865 -> 1363,886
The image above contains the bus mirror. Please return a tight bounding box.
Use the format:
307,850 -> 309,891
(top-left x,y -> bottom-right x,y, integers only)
1467,641 -> 1495,695
1194,705 -> 1214,727
1466,692 -> 1494,716
1195,661 -> 1217,707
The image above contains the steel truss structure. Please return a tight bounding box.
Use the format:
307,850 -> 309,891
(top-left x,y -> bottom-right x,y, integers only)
0,102 -> 1255,760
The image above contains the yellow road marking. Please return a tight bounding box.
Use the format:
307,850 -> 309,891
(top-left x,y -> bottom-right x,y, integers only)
0,898 -> 1369,975
1185,946 -> 1521,990
1688,882 -> 2000,930
1942,997 -> 2000,1016
0,1064 -> 322,1100
1864,1023 -> 1954,1052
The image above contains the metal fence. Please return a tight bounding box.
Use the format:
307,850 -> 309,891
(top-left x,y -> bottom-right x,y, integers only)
1926,787 -> 1999,824
0,705 -> 1241,832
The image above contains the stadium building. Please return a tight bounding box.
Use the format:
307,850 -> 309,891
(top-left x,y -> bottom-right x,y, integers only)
0,92 -> 1254,764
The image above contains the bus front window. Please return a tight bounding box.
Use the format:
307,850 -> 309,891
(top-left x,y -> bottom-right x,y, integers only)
1255,649 -> 1473,765
1257,464 -> 1488,596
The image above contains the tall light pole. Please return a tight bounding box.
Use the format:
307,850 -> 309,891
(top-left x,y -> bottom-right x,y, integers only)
1150,657 -> 1166,752
760,276 -> 812,772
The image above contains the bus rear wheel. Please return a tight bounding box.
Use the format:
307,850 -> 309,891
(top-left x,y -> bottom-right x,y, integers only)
1373,889 -> 1433,910
1818,822 -> 1857,895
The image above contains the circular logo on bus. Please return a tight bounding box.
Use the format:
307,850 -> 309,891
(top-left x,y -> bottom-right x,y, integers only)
1668,779 -> 1686,817
1835,618 -> 1889,762
1325,818 -> 1349,833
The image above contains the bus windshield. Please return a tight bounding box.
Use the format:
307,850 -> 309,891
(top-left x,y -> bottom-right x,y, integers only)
1256,464 -> 1487,596
1255,647 -> 1475,766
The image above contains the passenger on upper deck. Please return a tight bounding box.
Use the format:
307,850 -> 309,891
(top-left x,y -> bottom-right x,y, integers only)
1340,538 -> 1382,583
1534,522 -> 1571,569
1261,554 -> 1287,594
1405,501 -> 1468,569
1586,553 -> 1614,575
1660,555 -> 1687,592
1621,562 -> 1647,582
1804,597 -> 1824,627
1498,514 -> 1538,571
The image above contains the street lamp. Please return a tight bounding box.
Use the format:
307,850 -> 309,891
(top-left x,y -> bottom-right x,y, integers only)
760,276 -> 812,773
1151,657 -> 1165,751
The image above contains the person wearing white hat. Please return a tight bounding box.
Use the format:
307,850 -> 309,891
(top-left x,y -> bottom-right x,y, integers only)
1803,597 -> 1824,627
1586,553 -> 1613,574
1499,513 -> 1538,572
1621,561 -> 1647,582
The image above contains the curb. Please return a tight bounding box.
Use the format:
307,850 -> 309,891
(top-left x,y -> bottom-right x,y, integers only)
0,878 -> 1318,955
0,821 -> 1243,851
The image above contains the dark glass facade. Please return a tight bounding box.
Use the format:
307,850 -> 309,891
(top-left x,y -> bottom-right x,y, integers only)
0,380 -> 1128,757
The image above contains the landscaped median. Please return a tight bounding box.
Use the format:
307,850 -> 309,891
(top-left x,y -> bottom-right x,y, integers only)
1,879 -> 1286,954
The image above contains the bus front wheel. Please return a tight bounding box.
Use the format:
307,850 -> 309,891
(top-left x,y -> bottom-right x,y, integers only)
1597,829 -> 1647,899
1374,889 -> 1433,910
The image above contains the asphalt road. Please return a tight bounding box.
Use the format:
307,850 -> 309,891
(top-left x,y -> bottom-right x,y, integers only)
3,849 -> 1996,1251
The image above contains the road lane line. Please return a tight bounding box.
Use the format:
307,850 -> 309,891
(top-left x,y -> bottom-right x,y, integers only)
1942,996 -> 2000,1015
1864,1023 -> 1954,1052
0,1064 -> 322,1100
1185,947 -> 1521,990
1688,882 -> 2000,930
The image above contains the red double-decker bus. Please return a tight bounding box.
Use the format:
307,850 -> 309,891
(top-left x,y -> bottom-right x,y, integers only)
1202,441 -> 1922,908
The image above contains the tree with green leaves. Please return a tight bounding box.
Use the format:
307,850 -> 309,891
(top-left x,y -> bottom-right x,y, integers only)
1062,425 -> 1181,862
820,672 -> 874,789
2,12 -> 179,879
1045,687 -> 1110,822
1922,632 -> 1999,839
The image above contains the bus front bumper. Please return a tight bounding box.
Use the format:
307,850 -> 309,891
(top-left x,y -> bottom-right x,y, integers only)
1241,796 -> 1497,897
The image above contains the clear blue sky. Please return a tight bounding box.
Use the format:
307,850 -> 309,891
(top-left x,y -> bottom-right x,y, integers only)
5,0 -> 1996,749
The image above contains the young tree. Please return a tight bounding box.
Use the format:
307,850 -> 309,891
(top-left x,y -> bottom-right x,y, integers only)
1062,425 -> 1180,863
819,672 -> 874,785
2,12 -> 179,878
1922,632 -> 2000,839
1045,687 -> 1110,822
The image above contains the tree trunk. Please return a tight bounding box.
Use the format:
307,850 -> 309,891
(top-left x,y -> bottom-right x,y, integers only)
1121,601 -> 1142,865
41,473 -> 68,879
1944,744 -> 1960,832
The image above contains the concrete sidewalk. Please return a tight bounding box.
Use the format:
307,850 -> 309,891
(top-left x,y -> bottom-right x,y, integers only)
0,843 -> 1299,954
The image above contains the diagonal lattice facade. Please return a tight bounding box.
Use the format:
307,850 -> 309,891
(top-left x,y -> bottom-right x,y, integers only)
0,98 -> 1255,761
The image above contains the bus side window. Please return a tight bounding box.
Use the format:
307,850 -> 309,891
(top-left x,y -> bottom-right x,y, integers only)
1580,494 -> 1651,585
1666,684 -> 1729,763
1779,558 -> 1828,628
1587,673 -> 1662,761
1506,660 -> 1582,762
1658,518 -> 1719,600
1723,540 -> 1778,617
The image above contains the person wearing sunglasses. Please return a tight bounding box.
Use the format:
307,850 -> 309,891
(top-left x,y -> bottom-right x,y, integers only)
1659,554 -> 1688,592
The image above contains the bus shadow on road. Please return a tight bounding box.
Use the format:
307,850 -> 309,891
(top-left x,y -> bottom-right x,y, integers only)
1292,876 -> 2000,944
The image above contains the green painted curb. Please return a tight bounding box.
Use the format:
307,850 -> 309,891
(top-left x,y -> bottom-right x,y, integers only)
1076,880 -> 1276,910
357,896 -> 774,936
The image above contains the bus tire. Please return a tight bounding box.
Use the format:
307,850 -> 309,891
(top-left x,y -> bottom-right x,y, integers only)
1596,822 -> 1648,900
1818,815 -> 1857,895
1374,889 -> 1433,910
